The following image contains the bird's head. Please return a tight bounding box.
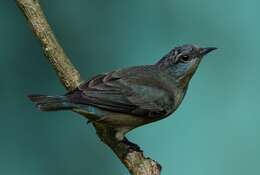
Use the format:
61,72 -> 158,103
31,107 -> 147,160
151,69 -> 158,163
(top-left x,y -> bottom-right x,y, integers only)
157,44 -> 216,86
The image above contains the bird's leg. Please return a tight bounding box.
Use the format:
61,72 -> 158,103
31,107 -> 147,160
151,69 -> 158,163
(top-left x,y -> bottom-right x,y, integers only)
94,123 -> 143,158
113,127 -> 143,152
122,137 -> 143,152
120,137 -> 143,159
108,126 -> 144,157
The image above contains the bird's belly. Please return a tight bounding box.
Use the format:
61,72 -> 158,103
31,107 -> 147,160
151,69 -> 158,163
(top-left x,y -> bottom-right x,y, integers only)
75,107 -> 150,127
96,112 -> 155,140
98,112 -> 151,128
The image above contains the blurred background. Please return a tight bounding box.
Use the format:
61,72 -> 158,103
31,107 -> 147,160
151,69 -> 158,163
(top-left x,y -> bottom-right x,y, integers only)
1,0 -> 259,174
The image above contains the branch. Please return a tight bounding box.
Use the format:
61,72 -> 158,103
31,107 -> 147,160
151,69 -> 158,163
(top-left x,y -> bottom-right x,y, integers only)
16,0 -> 161,174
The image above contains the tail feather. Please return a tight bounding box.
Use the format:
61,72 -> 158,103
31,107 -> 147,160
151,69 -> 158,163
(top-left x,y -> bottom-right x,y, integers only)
28,94 -> 77,111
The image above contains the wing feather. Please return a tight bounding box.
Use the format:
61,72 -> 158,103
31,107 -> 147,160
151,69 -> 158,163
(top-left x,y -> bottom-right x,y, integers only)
68,67 -> 173,117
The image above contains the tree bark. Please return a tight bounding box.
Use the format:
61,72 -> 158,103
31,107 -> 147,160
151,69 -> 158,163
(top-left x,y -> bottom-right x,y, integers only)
16,0 -> 161,174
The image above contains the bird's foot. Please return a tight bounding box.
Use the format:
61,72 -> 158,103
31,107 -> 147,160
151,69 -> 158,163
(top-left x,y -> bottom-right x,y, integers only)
121,137 -> 143,158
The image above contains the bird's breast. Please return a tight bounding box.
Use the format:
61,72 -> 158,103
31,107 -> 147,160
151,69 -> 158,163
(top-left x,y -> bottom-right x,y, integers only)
173,86 -> 188,111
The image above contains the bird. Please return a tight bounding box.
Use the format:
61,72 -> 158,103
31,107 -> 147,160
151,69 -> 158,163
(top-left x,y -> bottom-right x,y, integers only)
28,44 -> 216,144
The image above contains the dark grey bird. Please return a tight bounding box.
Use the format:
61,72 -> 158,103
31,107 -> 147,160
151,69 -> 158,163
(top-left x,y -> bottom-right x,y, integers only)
29,44 -> 216,142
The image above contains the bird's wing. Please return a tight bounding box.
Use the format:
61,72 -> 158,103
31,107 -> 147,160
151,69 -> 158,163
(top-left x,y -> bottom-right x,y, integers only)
68,66 -> 174,117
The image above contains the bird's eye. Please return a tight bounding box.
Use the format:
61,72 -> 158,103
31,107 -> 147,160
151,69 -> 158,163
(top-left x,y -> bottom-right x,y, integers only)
178,55 -> 191,63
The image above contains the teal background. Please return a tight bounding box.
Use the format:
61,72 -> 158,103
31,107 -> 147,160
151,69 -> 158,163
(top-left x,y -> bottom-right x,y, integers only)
1,0 -> 259,174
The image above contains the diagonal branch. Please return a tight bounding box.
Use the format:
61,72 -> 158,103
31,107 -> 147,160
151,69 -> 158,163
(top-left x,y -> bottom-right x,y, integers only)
16,0 -> 161,174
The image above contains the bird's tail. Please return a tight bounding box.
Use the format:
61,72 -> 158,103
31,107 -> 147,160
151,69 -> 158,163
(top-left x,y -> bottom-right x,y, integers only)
28,94 -> 78,112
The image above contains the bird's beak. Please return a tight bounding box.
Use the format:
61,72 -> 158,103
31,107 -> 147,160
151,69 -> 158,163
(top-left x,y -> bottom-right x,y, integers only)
200,47 -> 217,56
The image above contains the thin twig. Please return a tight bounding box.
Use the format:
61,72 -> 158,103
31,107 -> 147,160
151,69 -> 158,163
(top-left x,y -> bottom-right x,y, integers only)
16,0 -> 161,174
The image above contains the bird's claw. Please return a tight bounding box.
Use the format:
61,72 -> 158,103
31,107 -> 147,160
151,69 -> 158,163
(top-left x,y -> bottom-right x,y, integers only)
121,137 -> 143,158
